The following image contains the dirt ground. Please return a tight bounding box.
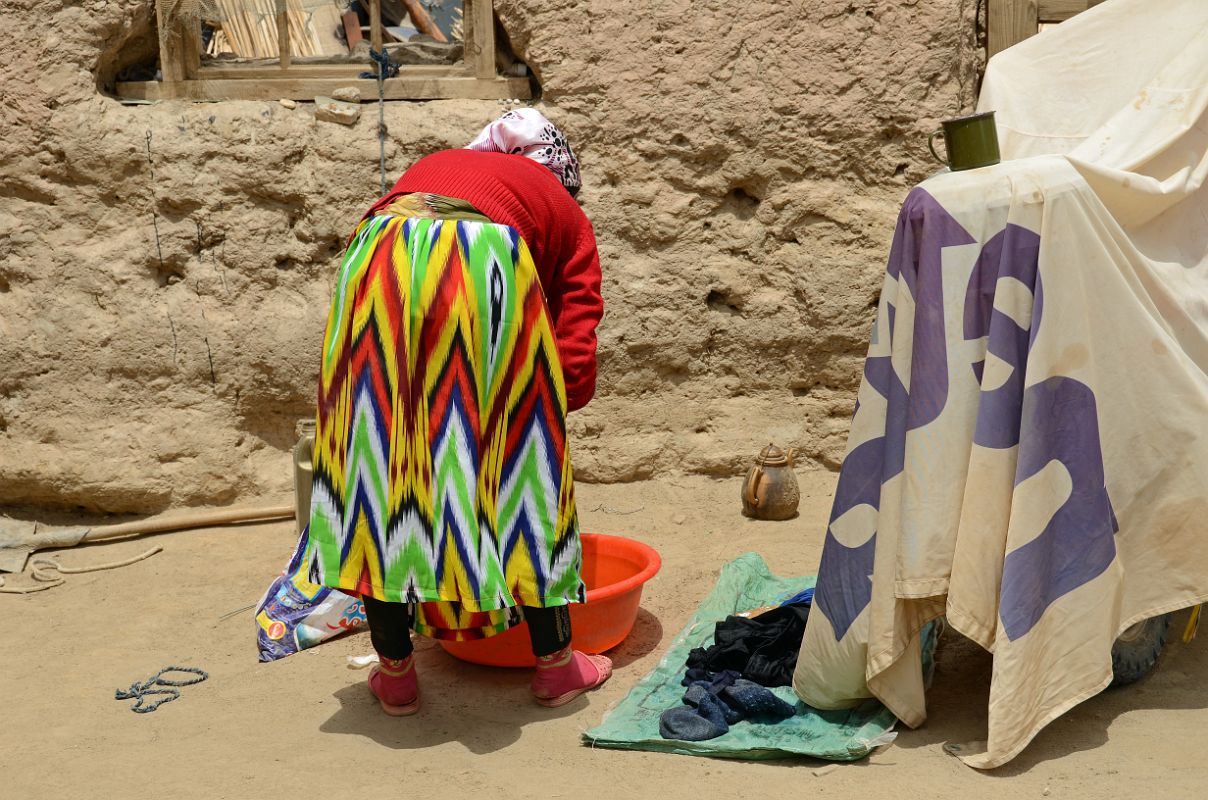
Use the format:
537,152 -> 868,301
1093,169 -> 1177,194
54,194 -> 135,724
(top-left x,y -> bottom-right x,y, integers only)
3,471 -> 1206,799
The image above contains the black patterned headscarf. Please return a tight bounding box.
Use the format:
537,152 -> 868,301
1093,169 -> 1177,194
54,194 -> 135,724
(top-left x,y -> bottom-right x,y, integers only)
466,108 -> 582,196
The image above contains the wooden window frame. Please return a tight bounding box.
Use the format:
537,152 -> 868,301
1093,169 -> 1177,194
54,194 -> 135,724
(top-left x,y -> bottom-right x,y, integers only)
987,0 -> 1109,57
117,0 -> 531,102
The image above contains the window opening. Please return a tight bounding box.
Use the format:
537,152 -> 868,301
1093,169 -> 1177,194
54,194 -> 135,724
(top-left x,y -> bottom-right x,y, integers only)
116,0 -> 531,102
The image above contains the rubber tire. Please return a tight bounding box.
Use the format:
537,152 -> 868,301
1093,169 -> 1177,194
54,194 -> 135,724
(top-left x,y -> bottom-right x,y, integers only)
1110,613 -> 1171,688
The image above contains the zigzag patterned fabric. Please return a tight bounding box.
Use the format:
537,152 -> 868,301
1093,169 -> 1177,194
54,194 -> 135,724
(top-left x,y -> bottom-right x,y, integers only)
306,214 -> 584,641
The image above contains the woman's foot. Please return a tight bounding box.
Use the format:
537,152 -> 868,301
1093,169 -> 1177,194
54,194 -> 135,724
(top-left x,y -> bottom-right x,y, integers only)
531,646 -> 613,707
368,655 -> 420,716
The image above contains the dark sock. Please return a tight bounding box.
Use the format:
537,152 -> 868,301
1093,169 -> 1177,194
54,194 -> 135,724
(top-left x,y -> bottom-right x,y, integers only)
523,605 -> 572,657
661,671 -> 796,741
682,668 -> 741,692
685,684 -> 743,724
659,703 -> 729,741
720,679 -> 796,721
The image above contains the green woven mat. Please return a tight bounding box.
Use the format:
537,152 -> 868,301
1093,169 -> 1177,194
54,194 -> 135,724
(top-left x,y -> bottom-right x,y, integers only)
583,553 -> 898,761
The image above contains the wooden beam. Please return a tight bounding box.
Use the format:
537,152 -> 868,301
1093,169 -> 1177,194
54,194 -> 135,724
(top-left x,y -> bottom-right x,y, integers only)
198,63 -> 461,80
182,15 -> 203,79
369,0 -> 383,50
116,75 -> 533,102
1037,0 -> 1106,21
342,9 -> 363,50
1037,0 -> 1086,22
156,0 -> 187,91
276,0 -> 291,68
468,0 -> 496,79
988,0 -> 1039,57
462,0 -> 474,65
400,0 -> 448,43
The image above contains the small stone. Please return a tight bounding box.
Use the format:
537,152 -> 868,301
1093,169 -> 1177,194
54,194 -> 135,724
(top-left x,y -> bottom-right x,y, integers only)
278,98 -> 297,109
1042,789 -> 1050,797
812,764 -> 839,777
672,513 -> 686,525
331,86 -> 361,103
314,96 -> 361,126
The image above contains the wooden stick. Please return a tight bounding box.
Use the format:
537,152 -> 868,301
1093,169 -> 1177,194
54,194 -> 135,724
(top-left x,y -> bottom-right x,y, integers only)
156,0 -> 186,85
401,0 -> 448,43
276,0 -> 291,68
238,0 -> 259,55
342,9 -> 363,51
199,62 -> 463,78
248,0 -> 267,56
225,0 -> 254,56
215,1 -> 244,55
182,15 -> 202,78
286,7 -> 302,57
369,0 -> 383,50
260,0 -> 278,57
470,0 -> 494,79
239,9 -> 258,56
289,6 -> 313,58
119,74 -> 534,101
83,505 -> 295,543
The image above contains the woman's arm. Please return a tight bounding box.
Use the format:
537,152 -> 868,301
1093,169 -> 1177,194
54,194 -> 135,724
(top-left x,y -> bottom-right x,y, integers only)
546,219 -> 603,412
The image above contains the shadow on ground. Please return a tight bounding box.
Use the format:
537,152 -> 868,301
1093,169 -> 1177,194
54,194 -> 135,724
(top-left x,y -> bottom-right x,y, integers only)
320,606 -> 664,753
895,606 -> 1208,774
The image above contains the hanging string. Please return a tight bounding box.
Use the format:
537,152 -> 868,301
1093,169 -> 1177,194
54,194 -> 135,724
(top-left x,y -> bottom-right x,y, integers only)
361,48 -> 399,195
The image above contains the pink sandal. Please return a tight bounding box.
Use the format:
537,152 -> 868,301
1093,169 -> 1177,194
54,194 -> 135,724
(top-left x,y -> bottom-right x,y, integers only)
532,648 -> 613,708
368,656 -> 420,716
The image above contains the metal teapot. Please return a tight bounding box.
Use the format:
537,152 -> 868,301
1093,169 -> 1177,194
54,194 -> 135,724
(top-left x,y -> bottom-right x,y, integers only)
741,444 -> 801,521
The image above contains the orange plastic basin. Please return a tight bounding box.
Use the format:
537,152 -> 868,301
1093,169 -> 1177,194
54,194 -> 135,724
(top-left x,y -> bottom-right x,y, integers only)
439,533 -> 661,667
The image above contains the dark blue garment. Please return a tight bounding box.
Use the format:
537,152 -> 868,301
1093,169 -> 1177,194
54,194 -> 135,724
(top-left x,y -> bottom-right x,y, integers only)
781,587 -> 815,607
659,669 -> 796,741
659,706 -> 726,741
660,596 -> 810,741
722,679 -> 796,721
682,667 -> 741,691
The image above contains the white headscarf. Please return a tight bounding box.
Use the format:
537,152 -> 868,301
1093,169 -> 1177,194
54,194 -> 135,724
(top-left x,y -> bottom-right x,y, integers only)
466,108 -> 582,195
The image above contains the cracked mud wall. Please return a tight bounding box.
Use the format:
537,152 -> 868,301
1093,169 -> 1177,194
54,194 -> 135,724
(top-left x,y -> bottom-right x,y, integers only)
0,0 -> 978,513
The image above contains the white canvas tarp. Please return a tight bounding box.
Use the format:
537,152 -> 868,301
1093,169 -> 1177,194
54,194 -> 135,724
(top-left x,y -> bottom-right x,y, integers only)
792,0 -> 1208,768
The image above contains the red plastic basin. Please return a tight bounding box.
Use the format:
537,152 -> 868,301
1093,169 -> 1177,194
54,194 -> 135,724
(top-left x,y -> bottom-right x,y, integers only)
439,533 -> 661,667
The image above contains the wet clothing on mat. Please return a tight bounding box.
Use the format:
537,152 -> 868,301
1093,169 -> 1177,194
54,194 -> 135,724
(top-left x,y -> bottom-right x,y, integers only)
685,602 -> 811,688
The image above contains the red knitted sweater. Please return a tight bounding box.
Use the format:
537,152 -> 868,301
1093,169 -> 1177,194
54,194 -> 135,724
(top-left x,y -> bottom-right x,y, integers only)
369,149 -> 603,412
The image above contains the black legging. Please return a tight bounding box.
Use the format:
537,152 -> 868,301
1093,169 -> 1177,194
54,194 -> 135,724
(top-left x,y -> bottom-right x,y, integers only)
362,596 -> 572,660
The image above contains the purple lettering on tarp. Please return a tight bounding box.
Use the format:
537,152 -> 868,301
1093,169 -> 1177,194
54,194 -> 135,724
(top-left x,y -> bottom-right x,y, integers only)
965,226 -> 1042,450
814,190 -> 975,640
1029,271 -> 1045,354
862,356 -> 908,481
815,437 -> 885,640
960,226 -> 1115,641
998,377 -> 1118,640
889,190 -> 976,431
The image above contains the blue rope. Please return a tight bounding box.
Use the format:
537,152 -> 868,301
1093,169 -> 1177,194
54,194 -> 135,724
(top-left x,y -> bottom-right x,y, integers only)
360,48 -> 397,195
115,666 -> 209,713
359,47 -> 399,80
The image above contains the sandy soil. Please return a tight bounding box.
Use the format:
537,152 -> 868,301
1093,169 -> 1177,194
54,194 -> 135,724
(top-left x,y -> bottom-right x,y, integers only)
3,471 -> 1206,799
